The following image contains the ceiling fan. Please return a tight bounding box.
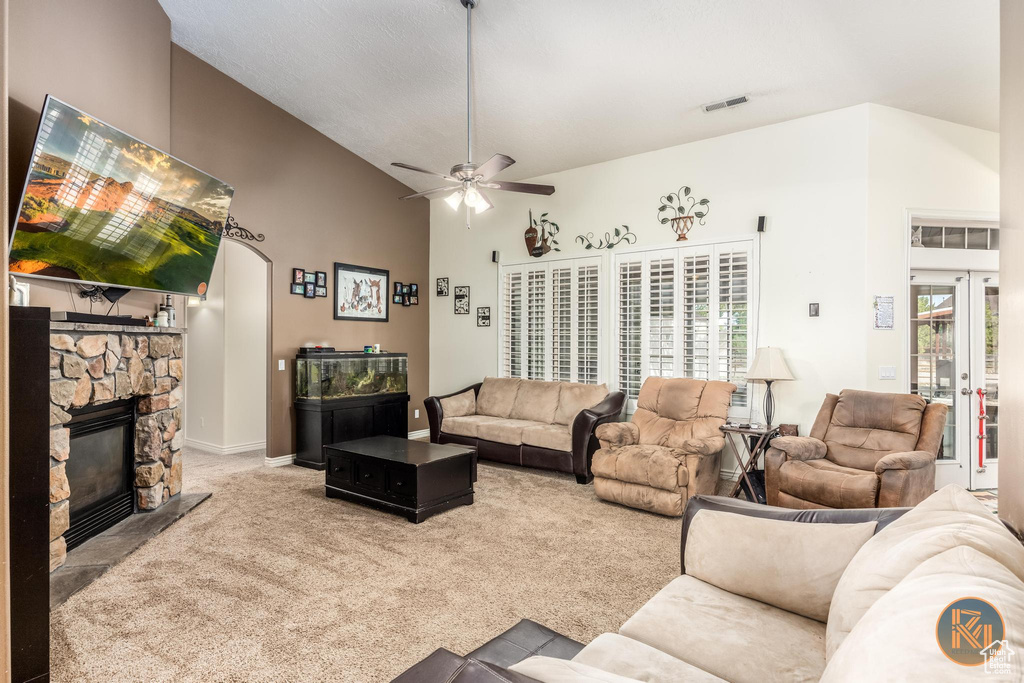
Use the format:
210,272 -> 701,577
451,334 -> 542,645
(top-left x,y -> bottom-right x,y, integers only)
391,0 -> 555,226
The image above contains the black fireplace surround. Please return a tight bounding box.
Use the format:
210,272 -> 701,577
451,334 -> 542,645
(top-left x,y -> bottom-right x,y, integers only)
64,399 -> 136,549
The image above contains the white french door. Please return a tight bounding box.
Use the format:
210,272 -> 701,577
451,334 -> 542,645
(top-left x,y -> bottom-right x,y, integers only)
910,270 -> 998,490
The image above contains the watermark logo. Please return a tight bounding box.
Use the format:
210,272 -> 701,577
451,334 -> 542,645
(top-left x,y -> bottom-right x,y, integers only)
937,597 -> 1013,673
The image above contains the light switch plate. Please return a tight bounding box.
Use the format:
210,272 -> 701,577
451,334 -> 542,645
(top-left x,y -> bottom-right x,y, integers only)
414,409 -> 420,419
878,366 -> 896,380
278,359 -> 286,371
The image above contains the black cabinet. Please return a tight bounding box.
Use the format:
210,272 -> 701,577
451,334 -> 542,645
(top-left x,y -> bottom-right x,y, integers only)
295,394 -> 409,469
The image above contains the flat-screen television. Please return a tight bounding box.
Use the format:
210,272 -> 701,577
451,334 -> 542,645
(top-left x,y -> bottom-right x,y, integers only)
8,96 -> 234,297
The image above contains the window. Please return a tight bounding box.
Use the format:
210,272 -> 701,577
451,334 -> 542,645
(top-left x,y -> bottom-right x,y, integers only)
911,220 -> 999,251
500,258 -> 604,383
614,241 -> 755,408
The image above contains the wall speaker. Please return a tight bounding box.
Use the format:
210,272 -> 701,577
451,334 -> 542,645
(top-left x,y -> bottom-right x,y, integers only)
757,216 -> 766,233
492,250 -> 500,263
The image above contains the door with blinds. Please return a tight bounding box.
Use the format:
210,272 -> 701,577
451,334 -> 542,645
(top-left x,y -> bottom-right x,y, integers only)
614,241 -> 754,412
500,257 -> 605,383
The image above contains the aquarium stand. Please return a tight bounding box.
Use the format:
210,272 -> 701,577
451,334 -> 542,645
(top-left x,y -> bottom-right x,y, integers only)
295,394 -> 410,469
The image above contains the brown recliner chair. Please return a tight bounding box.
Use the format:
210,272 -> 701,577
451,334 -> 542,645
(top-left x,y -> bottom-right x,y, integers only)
592,377 -> 736,517
765,389 -> 948,509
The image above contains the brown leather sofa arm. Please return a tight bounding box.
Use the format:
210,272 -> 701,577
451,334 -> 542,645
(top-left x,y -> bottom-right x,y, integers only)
679,495 -> 911,574
424,383 -> 483,443
572,391 -> 626,484
594,421 -> 638,448
676,436 -> 725,456
874,450 -> 936,474
769,435 -> 827,461
393,648 -> 541,683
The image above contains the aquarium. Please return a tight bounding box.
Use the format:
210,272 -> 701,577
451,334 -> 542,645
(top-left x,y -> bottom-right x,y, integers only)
295,350 -> 408,401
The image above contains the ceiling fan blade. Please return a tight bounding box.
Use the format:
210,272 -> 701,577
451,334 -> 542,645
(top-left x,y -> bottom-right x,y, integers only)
399,186 -> 459,200
391,162 -> 457,182
474,154 -> 516,181
485,180 -> 556,196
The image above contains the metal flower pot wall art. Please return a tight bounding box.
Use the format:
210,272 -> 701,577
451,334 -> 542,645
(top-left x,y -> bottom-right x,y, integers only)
575,225 -> 637,250
524,210 -> 561,257
657,186 -> 711,241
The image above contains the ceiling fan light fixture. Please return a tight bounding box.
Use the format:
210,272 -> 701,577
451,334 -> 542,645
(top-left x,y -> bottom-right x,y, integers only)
463,185 -> 482,208
444,190 -> 465,210
474,190 -> 493,213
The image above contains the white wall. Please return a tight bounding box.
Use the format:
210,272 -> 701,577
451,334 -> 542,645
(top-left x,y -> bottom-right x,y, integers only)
430,104 -> 998,438
185,239 -> 268,453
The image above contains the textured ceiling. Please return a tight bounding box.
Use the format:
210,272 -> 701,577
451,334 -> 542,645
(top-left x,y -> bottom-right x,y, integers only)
159,0 -> 999,192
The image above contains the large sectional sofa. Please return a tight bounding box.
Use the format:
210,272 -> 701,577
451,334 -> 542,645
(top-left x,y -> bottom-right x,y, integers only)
425,377 -> 626,484
396,485 -> 1024,681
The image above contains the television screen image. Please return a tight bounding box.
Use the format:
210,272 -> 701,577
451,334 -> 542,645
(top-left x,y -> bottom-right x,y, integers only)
8,96 -> 234,296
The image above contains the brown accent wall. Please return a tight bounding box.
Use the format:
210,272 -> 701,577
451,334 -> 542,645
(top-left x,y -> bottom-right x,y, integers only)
7,0 -> 171,318
169,46 -> 430,457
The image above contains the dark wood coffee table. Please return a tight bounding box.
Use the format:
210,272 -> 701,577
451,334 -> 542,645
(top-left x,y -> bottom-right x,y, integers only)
324,436 -> 475,523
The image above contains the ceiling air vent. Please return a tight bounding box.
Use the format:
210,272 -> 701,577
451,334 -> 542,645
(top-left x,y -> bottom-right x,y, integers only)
703,95 -> 749,113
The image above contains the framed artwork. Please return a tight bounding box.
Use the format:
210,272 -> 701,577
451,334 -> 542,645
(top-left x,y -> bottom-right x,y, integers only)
304,283 -> 315,298
334,262 -> 389,322
316,271 -> 327,288
410,283 -> 418,296
477,307 -> 491,327
293,268 -> 305,284
437,278 -> 449,296
454,286 -> 470,314
315,286 -> 327,297
290,283 -> 304,295
394,282 -> 403,296
410,295 -> 419,305
403,294 -> 411,307
304,271 -> 316,284
392,294 -> 402,305
402,285 -> 410,295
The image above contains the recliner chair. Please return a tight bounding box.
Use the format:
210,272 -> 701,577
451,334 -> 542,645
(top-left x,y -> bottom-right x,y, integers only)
765,389 -> 947,509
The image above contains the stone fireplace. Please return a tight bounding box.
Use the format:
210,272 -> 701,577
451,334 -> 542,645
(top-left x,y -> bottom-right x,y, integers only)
48,322 -> 184,571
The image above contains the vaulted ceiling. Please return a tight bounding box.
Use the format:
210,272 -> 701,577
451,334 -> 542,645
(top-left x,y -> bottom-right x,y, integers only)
159,0 -> 999,191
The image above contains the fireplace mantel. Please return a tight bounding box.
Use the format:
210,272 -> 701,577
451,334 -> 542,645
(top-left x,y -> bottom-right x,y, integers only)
48,322 -> 186,571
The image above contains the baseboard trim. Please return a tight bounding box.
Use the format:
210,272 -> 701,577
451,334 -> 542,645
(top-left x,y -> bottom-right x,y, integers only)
265,453 -> 296,468
408,429 -> 430,440
184,438 -> 266,456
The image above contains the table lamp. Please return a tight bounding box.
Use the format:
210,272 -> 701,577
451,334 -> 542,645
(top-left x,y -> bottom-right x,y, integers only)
746,347 -> 794,426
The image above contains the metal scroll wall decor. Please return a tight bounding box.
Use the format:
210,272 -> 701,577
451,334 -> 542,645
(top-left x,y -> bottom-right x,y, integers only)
524,210 -> 561,257
221,214 -> 266,243
575,225 -> 637,250
657,187 -> 710,241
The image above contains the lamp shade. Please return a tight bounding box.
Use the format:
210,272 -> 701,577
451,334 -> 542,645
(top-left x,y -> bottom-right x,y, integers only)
746,347 -> 794,382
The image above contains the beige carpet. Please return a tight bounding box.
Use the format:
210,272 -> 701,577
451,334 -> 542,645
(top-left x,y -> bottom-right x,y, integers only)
50,447 -> 682,682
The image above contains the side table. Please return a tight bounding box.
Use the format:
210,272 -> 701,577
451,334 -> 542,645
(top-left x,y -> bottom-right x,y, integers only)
721,424 -> 777,502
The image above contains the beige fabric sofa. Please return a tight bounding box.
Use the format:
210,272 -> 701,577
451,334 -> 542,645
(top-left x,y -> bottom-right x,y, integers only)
425,377 -> 626,483
505,485 -> 1024,682
591,377 -> 736,516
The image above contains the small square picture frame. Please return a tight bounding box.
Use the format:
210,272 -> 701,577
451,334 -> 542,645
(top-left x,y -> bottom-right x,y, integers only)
392,294 -> 402,305
436,277 -> 449,297
410,295 -> 419,305
477,306 -> 491,327
316,271 -> 327,288
403,294 -> 411,307
293,268 -> 305,284
410,283 -> 418,296
290,283 -> 304,295
402,285 -> 410,295
314,286 -> 327,297
304,283 -> 316,298
304,271 -> 316,284
394,282 -> 403,296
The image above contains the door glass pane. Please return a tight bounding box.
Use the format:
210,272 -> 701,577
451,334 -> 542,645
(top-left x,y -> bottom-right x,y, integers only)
985,286 -> 998,461
910,283 -> 956,460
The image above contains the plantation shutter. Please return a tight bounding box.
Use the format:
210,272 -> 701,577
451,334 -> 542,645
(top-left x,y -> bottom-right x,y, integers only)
502,270 -> 523,378
618,258 -> 643,399
716,245 -> 750,406
681,251 -> 712,379
526,268 -> 547,380
648,256 -> 676,378
551,267 -> 573,381
576,264 -> 600,384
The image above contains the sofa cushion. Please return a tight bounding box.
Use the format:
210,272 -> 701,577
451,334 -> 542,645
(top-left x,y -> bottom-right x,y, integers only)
554,382 -> 610,426
510,380 -> 562,424
619,575 -> 826,683
827,484 -> 1024,660
509,656 -> 641,682
823,546 -> 1024,681
592,478 -> 686,517
592,445 -> 686,492
823,390 -> 924,469
477,377 -> 522,418
440,389 -> 477,418
572,633 -> 726,683
684,509 -> 876,622
522,424 -> 572,452
441,415 -> 502,439
633,378 -> 735,447
477,419 -> 547,446
778,459 -> 879,509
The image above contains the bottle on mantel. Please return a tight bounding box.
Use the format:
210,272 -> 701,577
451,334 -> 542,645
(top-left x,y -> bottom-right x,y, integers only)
165,294 -> 176,328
